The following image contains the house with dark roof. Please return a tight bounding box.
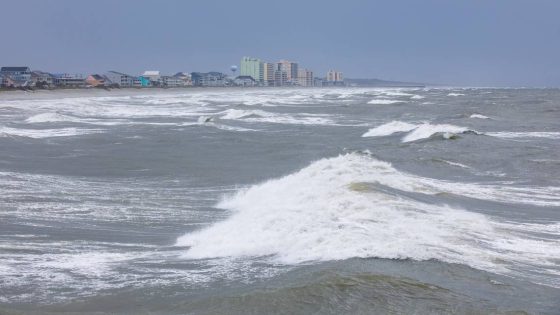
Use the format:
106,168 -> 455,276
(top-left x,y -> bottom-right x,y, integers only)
1,67 -> 31,76
0,66 -> 32,87
105,71 -> 135,87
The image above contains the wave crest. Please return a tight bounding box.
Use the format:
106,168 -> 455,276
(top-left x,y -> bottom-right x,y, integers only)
362,121 -> 475,142
177,154 -> 560,285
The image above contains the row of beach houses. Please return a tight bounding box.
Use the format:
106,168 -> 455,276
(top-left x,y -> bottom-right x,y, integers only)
0,63 -> 345,89
0,67 -> 197,89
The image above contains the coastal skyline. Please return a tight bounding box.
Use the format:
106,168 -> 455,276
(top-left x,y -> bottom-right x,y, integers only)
2,0 -> 560,87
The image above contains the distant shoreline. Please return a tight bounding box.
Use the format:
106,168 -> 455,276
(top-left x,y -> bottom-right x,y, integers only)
0,86 -> 324,93
0,84 -> 426,96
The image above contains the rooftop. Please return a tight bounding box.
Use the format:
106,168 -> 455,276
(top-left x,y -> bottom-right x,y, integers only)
1,67 -> 31,72
143,71 -> 160,76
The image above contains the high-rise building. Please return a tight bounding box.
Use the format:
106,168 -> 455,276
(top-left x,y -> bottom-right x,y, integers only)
277,60 -> 298,83
240,57 -> 263,83
263,62 -> 275,86
297,68 -> 314,87
274,63 -> 288,87
326,70 -> 343,82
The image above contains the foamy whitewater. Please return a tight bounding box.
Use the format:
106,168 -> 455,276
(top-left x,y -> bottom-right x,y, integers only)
1,87 -> 559,314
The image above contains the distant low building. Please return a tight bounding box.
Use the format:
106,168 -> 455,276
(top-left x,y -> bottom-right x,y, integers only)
234,75 -> 257,86
53,74 -> 86,87
105,71 -> 135,87
191,72 -> 227,87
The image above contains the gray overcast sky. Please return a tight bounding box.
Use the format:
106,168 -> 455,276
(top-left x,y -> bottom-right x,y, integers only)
1,0 -> 559,86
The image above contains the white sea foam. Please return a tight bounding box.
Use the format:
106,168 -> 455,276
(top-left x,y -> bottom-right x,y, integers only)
381,91 -> 416,97
435,159 -> 471,169
448,93 -> 465,96
25,112 -> 80,123
367,99 -> 404,105
0,126 -> 104,138
362,121 -> 417,137
218,109 -> 334,125
486,132 -> 560,140
411,95 -> 425,99
25,112 -> 130,126
177,154 -> 560,283
469,114 -> 490,119
219,109 -> 272,120
37,252 -> 132,276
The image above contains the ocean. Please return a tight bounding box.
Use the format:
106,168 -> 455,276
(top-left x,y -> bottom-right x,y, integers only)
0,87 -> 559,314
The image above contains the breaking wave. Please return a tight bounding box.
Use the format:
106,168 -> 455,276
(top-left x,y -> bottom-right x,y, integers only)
361,121 -> 417,137
362,121 -> 475,142
177,154 -> 560,286
403,124 -> 471,142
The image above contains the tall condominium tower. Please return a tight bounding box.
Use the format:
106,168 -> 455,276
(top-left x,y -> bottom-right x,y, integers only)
277,60 -> 298,82
240,57 -> 264,82
326,70 -> 344,82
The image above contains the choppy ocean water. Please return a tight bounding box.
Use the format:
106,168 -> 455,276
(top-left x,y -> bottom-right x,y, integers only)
0,87 -> 559,314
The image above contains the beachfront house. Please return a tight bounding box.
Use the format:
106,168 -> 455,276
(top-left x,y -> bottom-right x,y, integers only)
0,74 -> 16,88
53,74 -> 86,87
161,75 -> 184,87
191,72 -> 227,87
173,72 -> 193,86
142,71 -> 161,86
0,66 -> 32,87
31,71 -> 55,88
86,74 -> 110,87
105,71 -> 135,87
234,75 -> 257,87
137,76 -> 152,87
